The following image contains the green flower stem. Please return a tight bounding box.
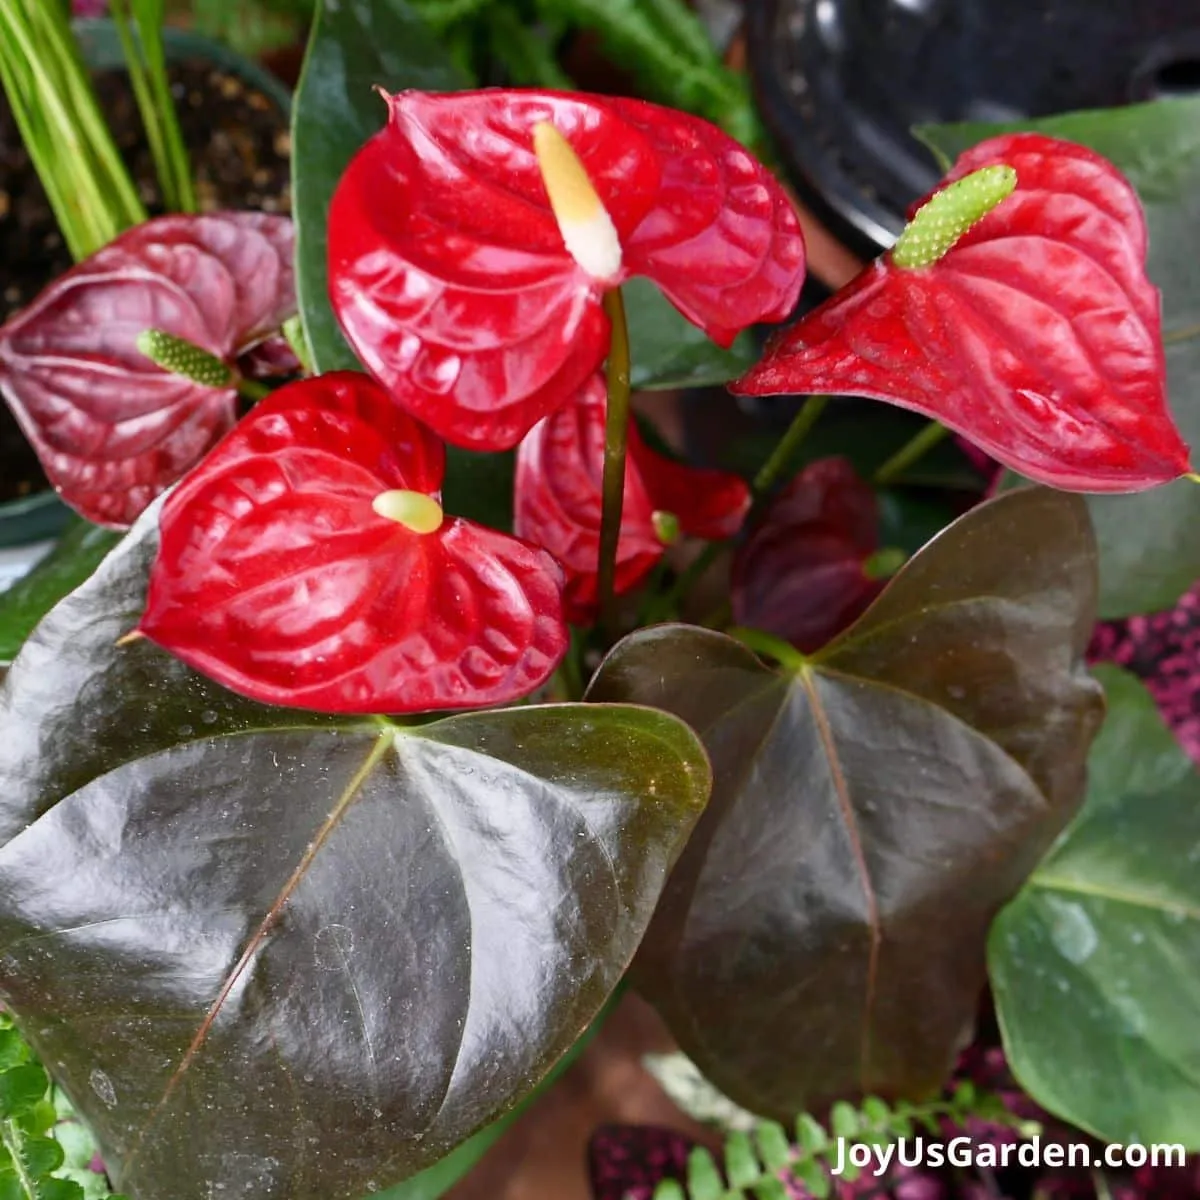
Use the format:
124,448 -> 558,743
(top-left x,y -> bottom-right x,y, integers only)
873,421 -> 951,485
238,378 -> 272,402
598,287 -> 632,632
646,393 -> 830,622
729,626 -> 807,672
752,393 -> 829,496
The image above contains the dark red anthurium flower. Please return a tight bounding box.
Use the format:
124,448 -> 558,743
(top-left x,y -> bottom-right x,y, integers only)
732,457 -> 895,654
327,89 -> 805,451
733,133 -> 1191,493
515,376 -> 750,623
138,372 -> 568,714
0,213 -> 296,528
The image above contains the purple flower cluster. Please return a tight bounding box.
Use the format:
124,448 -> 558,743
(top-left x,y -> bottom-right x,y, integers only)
1089,582 -> 1200,763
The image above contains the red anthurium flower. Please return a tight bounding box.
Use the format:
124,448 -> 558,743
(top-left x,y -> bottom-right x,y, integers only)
138,372 -> 568,714
515,376 -> 750,623
732,457 -> 892,654
328,89 -> 805,451
0,213 -> 296,528
733,133 -> 1191,493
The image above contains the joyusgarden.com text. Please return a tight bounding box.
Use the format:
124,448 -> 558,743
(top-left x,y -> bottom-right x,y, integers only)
831,1136 -> 1186,1177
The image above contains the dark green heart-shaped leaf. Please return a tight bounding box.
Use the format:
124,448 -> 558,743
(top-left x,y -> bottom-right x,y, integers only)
292,0 -> 465,377
0,512 -> 710,1200
624,278 -> 755,391
918,97 -> 1200,619
990,665 -> 1200,1147
587,487 -> 1103,1117
0,521 -> 120,666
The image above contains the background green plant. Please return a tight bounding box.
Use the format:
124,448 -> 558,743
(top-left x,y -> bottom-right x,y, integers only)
0,1014 -> 125,1200
0,0 -> 145,258
654,1085 -> 1036,1200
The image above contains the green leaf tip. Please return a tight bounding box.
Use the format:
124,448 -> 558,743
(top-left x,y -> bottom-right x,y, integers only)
891,164 -> 1017,269
136,329 -> 232,388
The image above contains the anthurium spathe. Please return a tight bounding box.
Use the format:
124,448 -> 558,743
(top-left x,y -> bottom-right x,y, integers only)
0,212 -> 297,528
733,133 -> 1191,493
137,372 -> 568,714
731,457 -> 890,654
515,377 -> 750,622
327,88 -> 805,451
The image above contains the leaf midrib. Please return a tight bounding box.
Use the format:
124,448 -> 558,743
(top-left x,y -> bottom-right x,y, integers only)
798,667 -> 881,1095
123,727 -> 395,1174
1028,873 -> 1200,923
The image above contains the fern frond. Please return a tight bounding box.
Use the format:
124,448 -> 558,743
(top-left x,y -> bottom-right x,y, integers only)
652,1082 -> 1041,1200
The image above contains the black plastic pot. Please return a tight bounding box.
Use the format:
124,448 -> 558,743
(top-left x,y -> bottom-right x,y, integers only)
746,0 -> 1200,257
0,20 -> 291,557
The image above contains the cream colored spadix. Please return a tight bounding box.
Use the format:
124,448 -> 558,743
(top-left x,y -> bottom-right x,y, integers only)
532,121 -> 623,283
372,489 -> 444,534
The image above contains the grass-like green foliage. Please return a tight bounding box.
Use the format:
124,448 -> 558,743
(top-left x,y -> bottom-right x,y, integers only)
0,1014 -> 126,1200
653,1084 -> 1038,1200
109,0 -> 197,213
0,0 -> 145,259
407,0 -> 763,148
187,0 -> 315,57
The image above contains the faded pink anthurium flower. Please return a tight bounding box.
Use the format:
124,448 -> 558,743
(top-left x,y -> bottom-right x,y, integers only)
0,213 -> 295,527
327,89 -> 806,451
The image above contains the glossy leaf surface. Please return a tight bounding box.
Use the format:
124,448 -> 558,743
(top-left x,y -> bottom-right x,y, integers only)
0,514 -> 711,1199
327,88 -> 804,450
624,278 -> 755,393
588,487 -> 1103,1116
515,377 -> 750,623
734,133 -> 1189,493
919,97 -> 1200,617
991,666 -> 1200,1147
138,372 -> 567,714
731,457 -> 884,654
0,213 -> 295,528
292,0 -> 465,376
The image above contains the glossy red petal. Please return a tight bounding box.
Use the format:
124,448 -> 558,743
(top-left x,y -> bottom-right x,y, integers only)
514,378 -> 750,623
327,89 -> 805,450
0,213 -> 296,527
629,429 -> 751,542
140,372 -> 567,714
733,133 -> 1189,492
731,457 -> 883,654
607,96 -> 805,348
515,378 -> 659,623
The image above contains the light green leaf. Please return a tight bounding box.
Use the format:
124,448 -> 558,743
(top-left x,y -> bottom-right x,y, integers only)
991,665 -> 1200,1146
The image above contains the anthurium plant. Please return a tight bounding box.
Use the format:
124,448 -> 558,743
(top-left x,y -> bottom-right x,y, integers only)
0,2 -> 1198,1199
